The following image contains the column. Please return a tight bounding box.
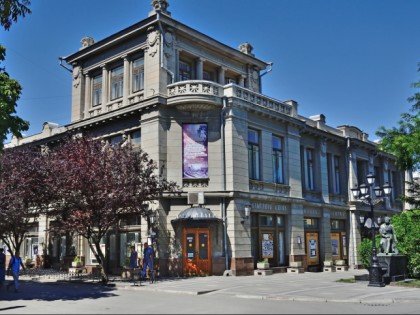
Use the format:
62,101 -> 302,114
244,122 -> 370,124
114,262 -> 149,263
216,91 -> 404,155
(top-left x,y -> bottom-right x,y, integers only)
218,66 -> 226,84
123,56 -> 130,106
196,57 -> 203,80
84,73 -> 91,119
101,65 -> 108,113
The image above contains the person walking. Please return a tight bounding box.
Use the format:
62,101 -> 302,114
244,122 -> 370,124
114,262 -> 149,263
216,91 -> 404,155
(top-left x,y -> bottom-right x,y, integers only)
6,251 -> 25,292
0,248 -> 6,288
129,246 -> 138,281
141,242 -> 154,281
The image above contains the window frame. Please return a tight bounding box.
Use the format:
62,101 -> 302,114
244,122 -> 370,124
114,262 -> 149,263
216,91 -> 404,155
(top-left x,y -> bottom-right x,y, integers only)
110,65 -> 124,100
132,57 -> 144,93
248,129 -> 260,180
272,135 -> 284,184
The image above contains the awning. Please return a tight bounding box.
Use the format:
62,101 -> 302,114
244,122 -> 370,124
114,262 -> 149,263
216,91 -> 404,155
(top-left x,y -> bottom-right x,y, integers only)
171,206 -> 222,222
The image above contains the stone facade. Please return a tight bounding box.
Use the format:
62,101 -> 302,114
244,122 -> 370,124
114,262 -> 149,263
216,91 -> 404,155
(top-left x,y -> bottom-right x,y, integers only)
5,1 -> 404,276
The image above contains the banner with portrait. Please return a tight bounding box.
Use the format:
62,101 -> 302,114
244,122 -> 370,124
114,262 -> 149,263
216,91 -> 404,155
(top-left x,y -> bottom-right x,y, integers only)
182,123 -> 208,179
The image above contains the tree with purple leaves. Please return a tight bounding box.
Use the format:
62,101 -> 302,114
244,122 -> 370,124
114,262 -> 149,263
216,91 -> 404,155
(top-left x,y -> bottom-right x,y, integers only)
0,145 -> 53,256
47,133 -> 180,283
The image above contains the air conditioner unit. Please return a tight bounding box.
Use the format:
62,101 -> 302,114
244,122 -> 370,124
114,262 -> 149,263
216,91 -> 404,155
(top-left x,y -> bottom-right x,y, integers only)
188,192 -> 204,205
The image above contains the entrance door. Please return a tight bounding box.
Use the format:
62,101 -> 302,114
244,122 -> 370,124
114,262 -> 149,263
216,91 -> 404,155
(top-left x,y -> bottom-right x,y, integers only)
183,228 -> 211,275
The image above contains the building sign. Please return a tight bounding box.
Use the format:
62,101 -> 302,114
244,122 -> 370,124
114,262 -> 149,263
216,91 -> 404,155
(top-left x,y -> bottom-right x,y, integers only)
182,123 -> 208,179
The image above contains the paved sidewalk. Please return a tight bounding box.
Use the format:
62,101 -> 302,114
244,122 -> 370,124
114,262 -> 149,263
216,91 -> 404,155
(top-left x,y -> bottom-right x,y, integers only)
27,269 -> 420,305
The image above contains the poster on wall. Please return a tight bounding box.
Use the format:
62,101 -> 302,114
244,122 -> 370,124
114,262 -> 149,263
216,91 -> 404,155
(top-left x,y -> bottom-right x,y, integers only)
182,123 -> 208,179
262,233 -> 274,258
309,239 -> 317,257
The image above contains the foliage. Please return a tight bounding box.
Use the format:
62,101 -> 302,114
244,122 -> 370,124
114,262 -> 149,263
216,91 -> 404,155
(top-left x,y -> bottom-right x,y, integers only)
73,256 -> 81,263
357,238 -> 373,269
0,145 -> 53,254
0,1 -> 31,150
47,133 -> 180,283
376,63 -> 420,172
0,0 -> 31,31
402,181 -> 420,209
0,46 -> 30,151
391,211 -> 420,278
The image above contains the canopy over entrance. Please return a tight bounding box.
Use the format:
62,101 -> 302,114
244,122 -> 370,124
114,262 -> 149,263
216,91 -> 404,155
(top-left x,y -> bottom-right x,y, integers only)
171,206 -> 221,222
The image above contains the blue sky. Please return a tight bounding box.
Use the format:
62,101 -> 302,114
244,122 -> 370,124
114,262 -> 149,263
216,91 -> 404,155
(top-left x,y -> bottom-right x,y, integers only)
2,0 -> 420,142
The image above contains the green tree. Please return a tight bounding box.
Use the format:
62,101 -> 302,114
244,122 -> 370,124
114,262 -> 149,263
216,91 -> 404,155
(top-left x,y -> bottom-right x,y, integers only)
0,0 -> 31,31
0,0 -> 31,151
391,211 -> 420,278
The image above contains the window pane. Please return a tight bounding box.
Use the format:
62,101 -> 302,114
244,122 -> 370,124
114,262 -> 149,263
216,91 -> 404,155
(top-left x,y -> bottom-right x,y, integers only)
259,215 -> 274,227
111,65 -> 124,100
272,136 -> 284,184
92,74 -> 102,106
132,58 -> 144,92
130,130 -> 141,146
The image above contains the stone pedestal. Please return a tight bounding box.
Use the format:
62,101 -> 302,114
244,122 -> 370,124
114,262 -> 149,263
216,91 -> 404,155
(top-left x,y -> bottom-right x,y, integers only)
378,254 -> 407,283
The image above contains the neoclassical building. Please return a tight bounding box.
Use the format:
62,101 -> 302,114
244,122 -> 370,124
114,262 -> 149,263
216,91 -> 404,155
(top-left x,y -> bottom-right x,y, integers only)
5,0 -> 404,276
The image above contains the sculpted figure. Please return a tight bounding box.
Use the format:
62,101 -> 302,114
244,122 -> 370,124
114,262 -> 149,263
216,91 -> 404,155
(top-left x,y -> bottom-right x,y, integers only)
379,216 -> 398,254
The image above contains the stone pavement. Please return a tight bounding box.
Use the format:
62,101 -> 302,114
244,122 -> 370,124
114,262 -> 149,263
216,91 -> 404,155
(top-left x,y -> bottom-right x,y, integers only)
23,268 -> 420,305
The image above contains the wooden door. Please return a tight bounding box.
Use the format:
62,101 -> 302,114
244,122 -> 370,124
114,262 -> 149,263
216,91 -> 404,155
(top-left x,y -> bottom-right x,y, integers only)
183,228 -> 211,275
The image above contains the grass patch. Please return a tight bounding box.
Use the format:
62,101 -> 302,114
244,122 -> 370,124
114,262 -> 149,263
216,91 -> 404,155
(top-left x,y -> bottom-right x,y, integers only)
391,279 -> 420,288
336,278 -> 356,283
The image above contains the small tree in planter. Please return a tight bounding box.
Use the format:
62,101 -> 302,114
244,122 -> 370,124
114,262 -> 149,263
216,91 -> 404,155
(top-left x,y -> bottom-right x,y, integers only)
72,256 -> 82,268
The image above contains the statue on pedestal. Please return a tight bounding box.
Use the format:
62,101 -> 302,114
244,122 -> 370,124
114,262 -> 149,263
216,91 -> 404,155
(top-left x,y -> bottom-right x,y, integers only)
379,216 -> 398,255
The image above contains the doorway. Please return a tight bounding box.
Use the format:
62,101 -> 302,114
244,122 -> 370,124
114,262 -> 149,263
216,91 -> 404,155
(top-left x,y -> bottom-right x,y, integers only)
183,228 -> 211,275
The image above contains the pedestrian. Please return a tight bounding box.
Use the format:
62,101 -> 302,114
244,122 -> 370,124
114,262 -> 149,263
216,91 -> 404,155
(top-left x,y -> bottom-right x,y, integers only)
6,251 -> 25,292
0,248 -> 6,287
141,242 -> 154,281
129,246 -> 138,280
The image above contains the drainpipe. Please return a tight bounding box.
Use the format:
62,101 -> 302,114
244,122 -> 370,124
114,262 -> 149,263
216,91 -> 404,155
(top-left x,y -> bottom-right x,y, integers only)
221,96 -> 229,272
156,12 -> 175,83
59,57 -> 72,73
259,62 -> 273,78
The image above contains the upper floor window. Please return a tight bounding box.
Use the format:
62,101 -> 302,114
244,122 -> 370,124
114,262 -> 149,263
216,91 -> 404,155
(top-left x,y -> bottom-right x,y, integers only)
92,74 -> 102,106
132,58 -> 144,93
109,134 -> 123,147
179,61 -> 191,81
248,129 -> 260,180
111,65 -> 124,100
333,155 -> 341,194
225,77 -> 236,84
130,130 -> 141,146
203,70 -> 213,81
272,135 -> 284,184
305,148 -> 315,190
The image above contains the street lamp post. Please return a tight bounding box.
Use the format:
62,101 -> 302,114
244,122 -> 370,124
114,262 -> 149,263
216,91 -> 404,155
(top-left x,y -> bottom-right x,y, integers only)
351,172 -> 392,287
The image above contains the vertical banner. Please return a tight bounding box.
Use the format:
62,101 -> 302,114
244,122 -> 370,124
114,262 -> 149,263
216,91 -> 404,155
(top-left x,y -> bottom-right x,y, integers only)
183,123 -> 208,179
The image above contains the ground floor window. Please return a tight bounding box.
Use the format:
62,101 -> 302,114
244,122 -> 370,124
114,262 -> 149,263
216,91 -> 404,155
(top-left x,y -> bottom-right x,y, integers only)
251,213 -> 286,267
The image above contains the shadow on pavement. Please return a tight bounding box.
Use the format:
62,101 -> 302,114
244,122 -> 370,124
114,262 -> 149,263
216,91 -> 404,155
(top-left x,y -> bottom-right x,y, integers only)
0,279 -> 118,302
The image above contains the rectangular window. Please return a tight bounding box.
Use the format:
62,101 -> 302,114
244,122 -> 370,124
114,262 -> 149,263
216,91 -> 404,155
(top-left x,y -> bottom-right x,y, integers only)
179,61 -> 191,81
333,155 -> 340,194
110,134 -> 123,146
132,58 -> 144,92
92,74 -> 102,106
225,77 -> 236,84
304,218 -> 318,229
130,130 -> 141,146
248,129 -> 260,180
111,65 -> 124,100
203,70 -> 213,81
272,135 -> 284,184
306,148 -> 314,190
